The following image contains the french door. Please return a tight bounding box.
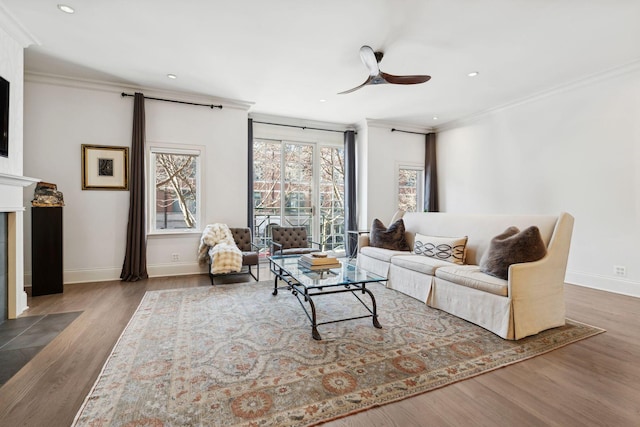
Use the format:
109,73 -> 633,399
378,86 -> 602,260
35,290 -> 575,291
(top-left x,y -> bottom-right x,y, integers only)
253,139 -> 345,255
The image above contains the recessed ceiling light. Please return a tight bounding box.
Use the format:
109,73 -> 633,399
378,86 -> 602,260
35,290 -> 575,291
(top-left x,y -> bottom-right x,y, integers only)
432,116 -> 439,120
467,71 -> 479,77
167,74 -> 177,79
319,99 -> 327,103
57,4 -> 75,14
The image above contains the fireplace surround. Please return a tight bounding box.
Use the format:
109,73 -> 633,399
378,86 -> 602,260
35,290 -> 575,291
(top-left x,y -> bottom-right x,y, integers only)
0,172 -> 40,319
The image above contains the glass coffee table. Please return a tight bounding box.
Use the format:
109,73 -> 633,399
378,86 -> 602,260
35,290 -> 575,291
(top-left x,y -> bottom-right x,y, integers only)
269,255 -> 386,340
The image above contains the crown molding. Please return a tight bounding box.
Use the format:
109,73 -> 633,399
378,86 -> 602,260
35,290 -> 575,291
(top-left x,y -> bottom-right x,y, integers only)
24,71 -> 254,111
0,4 -> 39,47
365,119 -> 433,134
436,58 -> 640,132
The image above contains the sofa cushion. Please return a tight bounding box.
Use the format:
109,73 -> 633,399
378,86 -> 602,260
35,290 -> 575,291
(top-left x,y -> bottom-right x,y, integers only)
370,218 -> 411,251
390,254 -> 453,275
360,245 -> 410,262
278,247 -> 320,256
435,265 -> 508,297
479,226 -> 547,280
413,233 -> 468,265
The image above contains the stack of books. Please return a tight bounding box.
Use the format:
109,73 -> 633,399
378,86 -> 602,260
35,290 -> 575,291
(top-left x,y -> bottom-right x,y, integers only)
298,253 -> 342,270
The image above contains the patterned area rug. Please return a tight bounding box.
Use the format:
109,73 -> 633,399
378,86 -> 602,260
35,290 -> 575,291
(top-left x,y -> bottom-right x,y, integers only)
73,281 -> 603,427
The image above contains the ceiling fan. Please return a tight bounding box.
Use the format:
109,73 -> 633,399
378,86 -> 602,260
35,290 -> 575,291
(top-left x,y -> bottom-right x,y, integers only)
338,45 -> 431,94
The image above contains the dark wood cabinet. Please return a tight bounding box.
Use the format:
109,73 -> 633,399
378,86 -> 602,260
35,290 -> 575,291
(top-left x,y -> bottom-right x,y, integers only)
32,207 -> 63,296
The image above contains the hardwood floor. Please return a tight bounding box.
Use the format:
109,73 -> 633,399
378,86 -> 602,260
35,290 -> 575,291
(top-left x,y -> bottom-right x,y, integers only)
0,268 -> 638,426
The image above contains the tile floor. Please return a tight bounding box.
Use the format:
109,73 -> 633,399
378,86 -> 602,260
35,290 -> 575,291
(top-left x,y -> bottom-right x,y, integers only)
0,311 -> 82,385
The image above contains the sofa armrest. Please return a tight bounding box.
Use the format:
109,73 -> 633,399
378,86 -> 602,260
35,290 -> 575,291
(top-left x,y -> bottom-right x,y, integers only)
271,240 -> 284,257
507,256 -> 567,339
358,233 -> 370,253
508,255 -> 566,300
506,212 -> 574,339
508,211 -> 574,300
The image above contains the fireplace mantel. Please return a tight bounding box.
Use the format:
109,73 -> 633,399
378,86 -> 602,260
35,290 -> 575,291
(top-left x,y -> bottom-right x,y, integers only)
0,173 -> 40,213
0,172 -> 40,188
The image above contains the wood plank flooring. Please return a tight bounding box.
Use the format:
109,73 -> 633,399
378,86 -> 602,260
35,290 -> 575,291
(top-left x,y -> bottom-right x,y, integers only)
0,268 -> 638,427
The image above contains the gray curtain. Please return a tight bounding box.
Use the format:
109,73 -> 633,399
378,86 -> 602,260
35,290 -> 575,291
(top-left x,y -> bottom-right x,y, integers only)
424,132 -> 439,212
247,118 -> 254,231
121,92 -> 148,282
344,130 -> 357,256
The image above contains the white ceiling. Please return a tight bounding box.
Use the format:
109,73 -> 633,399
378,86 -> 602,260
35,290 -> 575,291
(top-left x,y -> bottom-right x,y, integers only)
2,0 -> 640,128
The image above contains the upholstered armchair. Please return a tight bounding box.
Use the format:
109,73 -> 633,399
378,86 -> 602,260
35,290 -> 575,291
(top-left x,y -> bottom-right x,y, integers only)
209,227 -> 259,284
269,226 -> 320,257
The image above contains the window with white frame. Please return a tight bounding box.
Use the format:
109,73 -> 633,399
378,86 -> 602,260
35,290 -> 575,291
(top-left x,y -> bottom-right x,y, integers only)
397,165 -> 424,212
148,144 -> 203,233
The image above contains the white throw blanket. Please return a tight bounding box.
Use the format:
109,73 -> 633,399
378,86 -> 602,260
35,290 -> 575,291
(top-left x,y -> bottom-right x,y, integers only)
197,223 -> 243,274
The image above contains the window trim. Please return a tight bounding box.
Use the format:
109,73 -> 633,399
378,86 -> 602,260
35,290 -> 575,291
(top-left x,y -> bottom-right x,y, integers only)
146,142 -> 205,236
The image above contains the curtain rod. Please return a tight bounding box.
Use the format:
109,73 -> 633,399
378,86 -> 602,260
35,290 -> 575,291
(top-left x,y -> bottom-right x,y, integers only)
253,120 -> 356,134
121,92 -> 223,109
391,128 -> 430,136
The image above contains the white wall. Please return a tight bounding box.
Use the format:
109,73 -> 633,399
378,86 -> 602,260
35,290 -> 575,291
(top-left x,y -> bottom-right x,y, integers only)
355,119 -> 368,231
0,22 -> 29,318
23,76 -> 249,283
360,121 -> 426,228
20,62 -> 639,300
437,65 -> 640,297
0,24 -> 25,208
0,25 -> 23,178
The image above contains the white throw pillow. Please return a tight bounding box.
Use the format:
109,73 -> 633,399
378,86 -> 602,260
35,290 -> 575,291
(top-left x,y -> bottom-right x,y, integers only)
413,233 -> 468,265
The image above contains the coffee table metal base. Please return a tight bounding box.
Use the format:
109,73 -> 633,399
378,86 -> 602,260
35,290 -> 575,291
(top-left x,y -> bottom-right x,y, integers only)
272,269 -> 382,340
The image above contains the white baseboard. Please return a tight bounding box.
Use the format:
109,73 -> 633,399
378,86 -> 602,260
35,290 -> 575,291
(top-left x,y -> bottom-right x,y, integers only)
147,262 -> 206,278
25,263 -> 207,285
565,270 -> 640,298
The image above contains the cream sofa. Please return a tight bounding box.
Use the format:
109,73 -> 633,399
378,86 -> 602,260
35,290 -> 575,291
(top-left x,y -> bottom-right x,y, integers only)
357,212 -> 574,340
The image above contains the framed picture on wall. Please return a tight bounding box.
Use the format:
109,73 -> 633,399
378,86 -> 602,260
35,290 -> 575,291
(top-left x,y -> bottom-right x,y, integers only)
81,144 -> 129,190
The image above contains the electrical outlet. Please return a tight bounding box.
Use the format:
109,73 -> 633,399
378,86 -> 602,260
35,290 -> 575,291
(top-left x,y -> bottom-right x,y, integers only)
172,253 -> 179,262
613,265 -> 626,277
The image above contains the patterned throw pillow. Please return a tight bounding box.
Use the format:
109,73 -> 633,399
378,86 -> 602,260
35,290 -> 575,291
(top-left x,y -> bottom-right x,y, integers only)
479,226 -> 547,280
369,218 -> 411,251
413,233 -> 468,265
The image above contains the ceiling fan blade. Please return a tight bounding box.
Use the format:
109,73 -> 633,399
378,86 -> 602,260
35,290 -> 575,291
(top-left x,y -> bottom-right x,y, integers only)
381,72 -> 431,85
338,76 -> 374,95
359,45 -> 380,77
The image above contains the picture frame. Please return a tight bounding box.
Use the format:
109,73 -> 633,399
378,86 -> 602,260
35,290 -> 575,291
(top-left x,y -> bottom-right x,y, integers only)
81,144 -> 129,190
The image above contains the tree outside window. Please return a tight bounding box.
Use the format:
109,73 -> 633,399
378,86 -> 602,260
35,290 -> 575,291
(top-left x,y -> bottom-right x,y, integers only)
149,146 -> 202,232
319,146 -> 345,250
252,139 -> 345,252
398,167 -> 424,212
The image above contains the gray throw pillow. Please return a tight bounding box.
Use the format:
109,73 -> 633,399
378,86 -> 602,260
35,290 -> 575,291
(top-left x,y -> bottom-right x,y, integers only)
479,226 -> 547,280
370,218 -> 411,251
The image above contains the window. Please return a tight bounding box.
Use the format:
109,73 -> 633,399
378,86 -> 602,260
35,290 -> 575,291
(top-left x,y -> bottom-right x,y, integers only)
397,165 -> 424,212
148,144 -> 203,233
318,145 -> 345,251
252,138 -> 345,254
